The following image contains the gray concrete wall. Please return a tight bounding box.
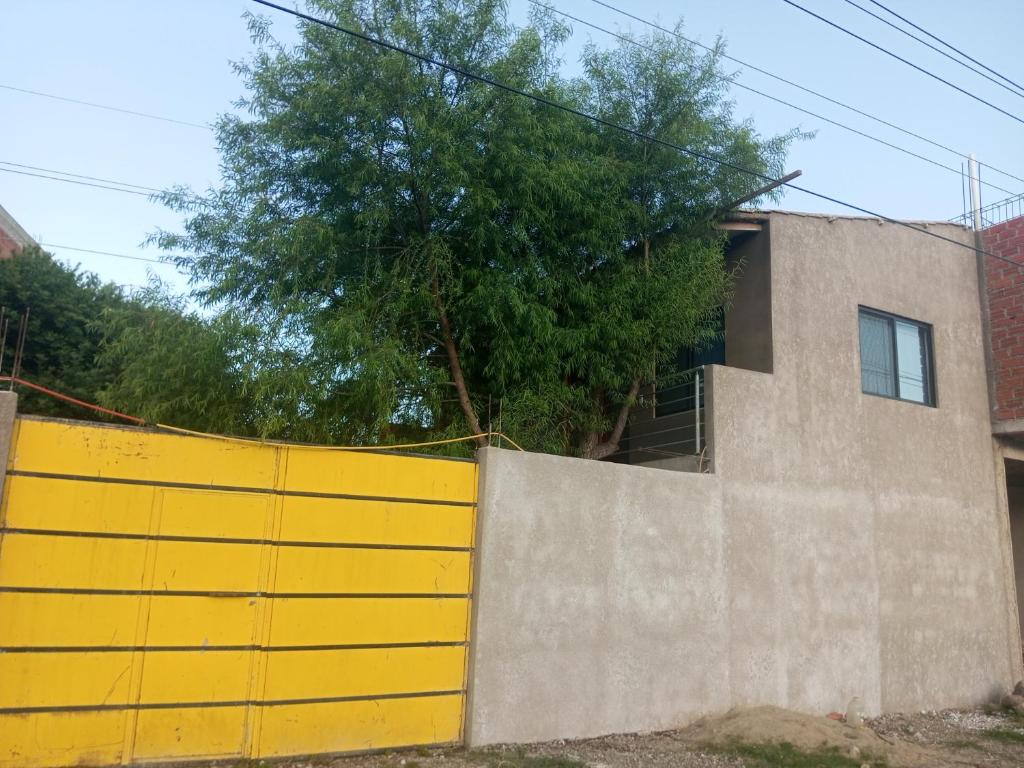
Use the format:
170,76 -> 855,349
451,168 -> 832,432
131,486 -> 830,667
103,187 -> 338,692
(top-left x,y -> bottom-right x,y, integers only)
467,213 -> 1021,746
467,448 -> 727,745
0,392 -> 17,500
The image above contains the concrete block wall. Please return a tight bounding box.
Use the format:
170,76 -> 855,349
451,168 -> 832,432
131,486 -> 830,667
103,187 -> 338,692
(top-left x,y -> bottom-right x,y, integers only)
985,217 -> 1024,423
467,444 -> 1018,746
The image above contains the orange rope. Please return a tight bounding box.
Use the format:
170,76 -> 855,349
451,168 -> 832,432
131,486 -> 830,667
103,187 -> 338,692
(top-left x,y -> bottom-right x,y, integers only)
0,374 -> 526,451
0,375 -> 146,425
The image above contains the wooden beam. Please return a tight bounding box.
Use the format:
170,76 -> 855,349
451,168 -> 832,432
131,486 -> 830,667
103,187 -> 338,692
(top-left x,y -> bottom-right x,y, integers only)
715,220 -> 763,232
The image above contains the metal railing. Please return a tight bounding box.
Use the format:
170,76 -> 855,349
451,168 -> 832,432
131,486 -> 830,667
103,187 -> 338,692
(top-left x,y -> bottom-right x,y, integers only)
605,366 -> 708,470
951,191 -> 1024,229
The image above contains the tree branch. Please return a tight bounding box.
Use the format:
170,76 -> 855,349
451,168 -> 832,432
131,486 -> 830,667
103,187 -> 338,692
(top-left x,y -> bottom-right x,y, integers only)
584,378 -> 641,460
431,276 -> 487,447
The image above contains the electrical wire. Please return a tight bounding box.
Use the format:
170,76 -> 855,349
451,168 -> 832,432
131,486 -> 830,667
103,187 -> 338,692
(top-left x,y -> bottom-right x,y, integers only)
839,0 -> 1024,100
779,0 -> 1024,127
1,162 -> 204,204
250,0 -> 1024,274
530,1 -> 1016,197
157,422 -> 525,452
0,167 -> 154,197
0,84 -> 211,130
0,374 -> 525,451
38,243 -> 176,266
588,0 -> 1024,188
865,0 -> 1024,97
0,161 -> 163,194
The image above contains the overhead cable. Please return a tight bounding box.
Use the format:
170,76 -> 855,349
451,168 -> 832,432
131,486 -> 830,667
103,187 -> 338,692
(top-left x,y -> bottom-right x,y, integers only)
588,0 -> 1024,188
530,1 -> 1016,196
839,0 -> 1024,100
249,0 -> 1024,273
865,0 -> 1024,96
0,84 -> 211,130
779,0 -> 1024,127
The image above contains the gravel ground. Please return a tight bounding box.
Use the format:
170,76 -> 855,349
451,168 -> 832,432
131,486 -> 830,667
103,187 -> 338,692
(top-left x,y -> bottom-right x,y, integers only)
247,707 -> 1024,768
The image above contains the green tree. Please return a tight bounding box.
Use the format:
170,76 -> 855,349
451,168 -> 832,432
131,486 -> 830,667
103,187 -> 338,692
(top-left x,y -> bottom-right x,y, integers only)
0,246 -> 129,418
153,0 -> 800,456
96,291 -> 259,434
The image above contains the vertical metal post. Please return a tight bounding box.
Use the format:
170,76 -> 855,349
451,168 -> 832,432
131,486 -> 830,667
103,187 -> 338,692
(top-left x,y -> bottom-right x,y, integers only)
694,368 -> 701,453
969,154 -> 983,231
969,153 -> 997,416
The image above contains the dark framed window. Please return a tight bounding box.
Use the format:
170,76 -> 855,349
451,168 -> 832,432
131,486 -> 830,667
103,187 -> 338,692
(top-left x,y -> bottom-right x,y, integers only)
858,306 -> 936,406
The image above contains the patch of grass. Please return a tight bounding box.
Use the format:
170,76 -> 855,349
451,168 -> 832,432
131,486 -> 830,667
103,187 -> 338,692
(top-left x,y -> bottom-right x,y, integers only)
469,752 -> 587,768
945,739 -> 984,750
712,741 -> 887,768
982,728 -> 1024,744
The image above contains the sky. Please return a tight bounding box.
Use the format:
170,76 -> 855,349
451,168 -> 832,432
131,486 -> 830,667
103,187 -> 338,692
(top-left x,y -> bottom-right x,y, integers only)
2,0 -> 1023,295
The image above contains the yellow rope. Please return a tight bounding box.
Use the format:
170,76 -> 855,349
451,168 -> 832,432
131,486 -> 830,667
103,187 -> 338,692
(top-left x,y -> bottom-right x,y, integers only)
155,423 -> 525,452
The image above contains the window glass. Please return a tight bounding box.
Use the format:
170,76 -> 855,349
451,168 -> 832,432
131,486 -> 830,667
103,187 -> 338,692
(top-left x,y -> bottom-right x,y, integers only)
895,320 -> 926,403
858,307 -> 935,406
859,312 -> 895,398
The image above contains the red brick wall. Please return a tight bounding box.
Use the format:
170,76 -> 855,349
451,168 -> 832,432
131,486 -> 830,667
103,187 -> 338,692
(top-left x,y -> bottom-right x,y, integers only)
985,217 -> 1024,423
0,230 -> 20,259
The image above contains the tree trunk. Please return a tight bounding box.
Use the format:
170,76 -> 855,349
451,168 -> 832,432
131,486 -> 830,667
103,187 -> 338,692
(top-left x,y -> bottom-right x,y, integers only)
432,278 -> 487,448
581,378 -> 641,460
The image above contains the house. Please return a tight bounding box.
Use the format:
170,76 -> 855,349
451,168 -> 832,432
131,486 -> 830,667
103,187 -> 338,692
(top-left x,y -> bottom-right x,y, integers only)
0,203 -> 36,259
467,209 -> 1024,744
982,195 -> 1024,671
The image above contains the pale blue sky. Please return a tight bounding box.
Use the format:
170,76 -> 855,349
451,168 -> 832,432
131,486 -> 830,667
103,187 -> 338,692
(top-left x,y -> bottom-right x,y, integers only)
2,0 -> 1022,294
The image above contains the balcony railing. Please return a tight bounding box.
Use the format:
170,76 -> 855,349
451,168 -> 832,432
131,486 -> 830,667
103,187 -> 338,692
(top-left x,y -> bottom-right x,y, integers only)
951,191 -> 1024,229
605,366 -> 708,471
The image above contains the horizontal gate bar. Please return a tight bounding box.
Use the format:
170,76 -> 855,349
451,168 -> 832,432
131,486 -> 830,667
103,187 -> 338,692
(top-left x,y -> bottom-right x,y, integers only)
7,470 -> 476,507
0,641 -> 469,653
0,689 -> 465,715
0,586 -> 471,598
0,527 -> 472,552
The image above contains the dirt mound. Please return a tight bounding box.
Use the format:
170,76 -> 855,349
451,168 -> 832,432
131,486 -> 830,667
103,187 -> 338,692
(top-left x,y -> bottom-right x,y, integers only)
680,705 -> 947,767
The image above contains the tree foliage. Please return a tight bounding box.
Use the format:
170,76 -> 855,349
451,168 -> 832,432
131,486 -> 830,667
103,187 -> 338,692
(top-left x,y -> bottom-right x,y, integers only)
147,0 -> 802,456
0,247 -> 129,418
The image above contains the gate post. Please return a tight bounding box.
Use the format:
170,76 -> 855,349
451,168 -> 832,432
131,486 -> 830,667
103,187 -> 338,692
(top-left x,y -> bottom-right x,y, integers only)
0,392 -> 16,499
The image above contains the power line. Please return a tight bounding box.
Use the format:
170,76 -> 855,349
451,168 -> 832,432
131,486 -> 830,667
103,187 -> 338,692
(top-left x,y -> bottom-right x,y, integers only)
39,243 -> 179,266
839,0 -> 1024,100
1,162 -> 203,204
588,0 -> 1024,188
0,161 -> 164,194
250,0 -> 1024,273
0,167 -> 155,198
530,1 -> 1016,197
0,84 -> 211,130
865,0 -> 1024,97
779,0 -> 1024,127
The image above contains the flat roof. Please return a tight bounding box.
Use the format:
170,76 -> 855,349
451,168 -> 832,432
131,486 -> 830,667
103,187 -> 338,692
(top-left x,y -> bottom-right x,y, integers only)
726,208 -> 970,230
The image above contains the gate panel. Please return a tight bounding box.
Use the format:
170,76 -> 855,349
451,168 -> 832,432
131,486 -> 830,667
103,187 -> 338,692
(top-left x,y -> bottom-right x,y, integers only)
0,416 -> 477,767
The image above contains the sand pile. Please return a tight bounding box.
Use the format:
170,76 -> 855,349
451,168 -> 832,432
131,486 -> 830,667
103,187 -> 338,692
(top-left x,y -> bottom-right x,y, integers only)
680,705 -> 949,767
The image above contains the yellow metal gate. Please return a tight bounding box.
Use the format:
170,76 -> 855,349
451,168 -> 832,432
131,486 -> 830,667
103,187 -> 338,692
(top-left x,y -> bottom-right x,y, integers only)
0,416 -> 477,767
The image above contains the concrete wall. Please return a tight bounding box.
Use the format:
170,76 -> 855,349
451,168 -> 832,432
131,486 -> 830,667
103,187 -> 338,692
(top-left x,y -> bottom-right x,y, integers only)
467,448 -> 727,745
467,213 -> 1022,746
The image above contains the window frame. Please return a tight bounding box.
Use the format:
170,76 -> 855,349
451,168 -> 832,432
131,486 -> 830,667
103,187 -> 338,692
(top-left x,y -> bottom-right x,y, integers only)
857,305 -> 937,408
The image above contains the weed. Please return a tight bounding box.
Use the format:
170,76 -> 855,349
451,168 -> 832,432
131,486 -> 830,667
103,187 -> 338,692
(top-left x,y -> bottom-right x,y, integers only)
982,728 -> 1024,744
711,741 -> 887,767
469,752 -> 587,768
945,739 -> 983,750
